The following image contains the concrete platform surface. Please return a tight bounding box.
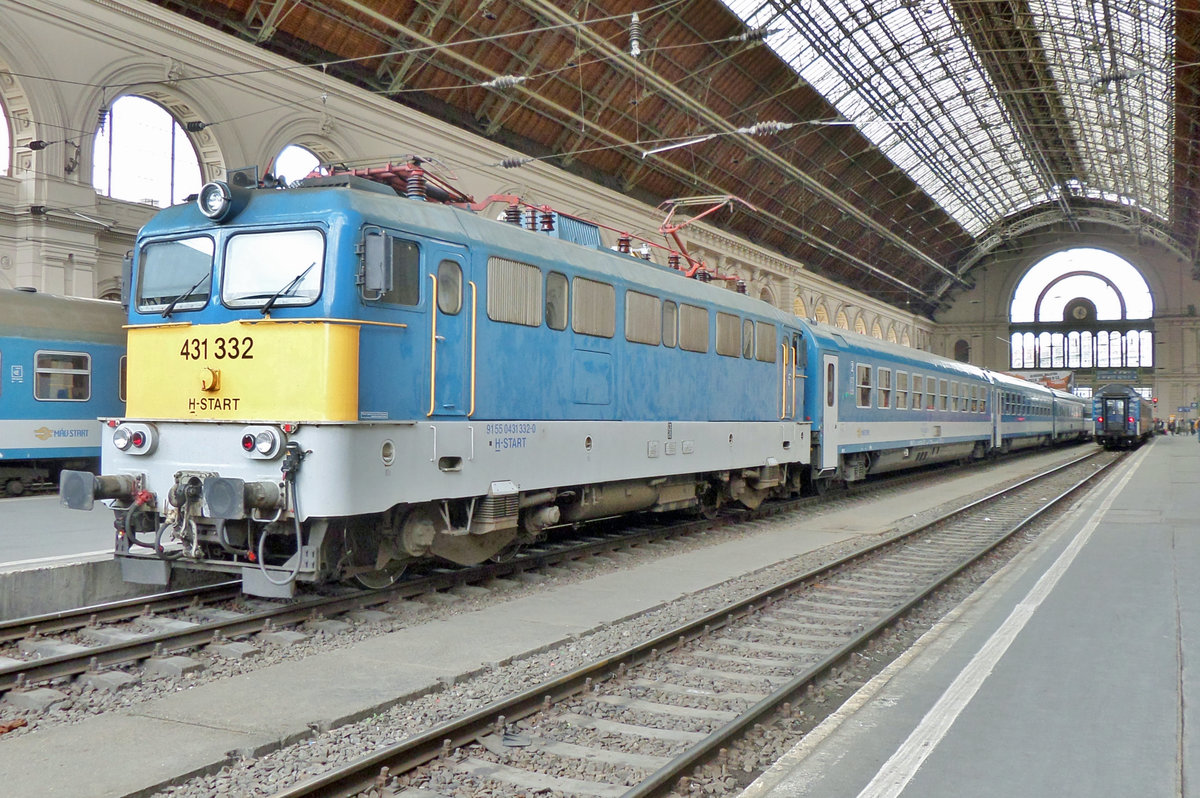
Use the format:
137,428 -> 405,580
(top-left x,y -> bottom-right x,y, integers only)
0,448 -> 1093,797
739,435 -> 1197,798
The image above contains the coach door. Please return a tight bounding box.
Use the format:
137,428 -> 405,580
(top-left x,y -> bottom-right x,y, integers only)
820,353 -> 839,471
426,244 -> 473,418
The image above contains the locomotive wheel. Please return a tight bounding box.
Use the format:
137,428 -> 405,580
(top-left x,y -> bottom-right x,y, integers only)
352,562 -> 407,590
695,483 -> 722,520
5,479 -> 24,497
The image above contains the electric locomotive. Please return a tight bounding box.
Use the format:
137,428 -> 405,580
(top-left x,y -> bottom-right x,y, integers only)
0,289 -> 126,495
60,166 -> 813,596
1092,383 -> 1154,448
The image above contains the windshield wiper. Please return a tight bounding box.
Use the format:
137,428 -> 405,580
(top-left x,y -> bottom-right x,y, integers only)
260,262 -> 315,316
161,271 -> 212,318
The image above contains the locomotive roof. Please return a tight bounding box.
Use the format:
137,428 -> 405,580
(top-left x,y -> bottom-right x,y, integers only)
0,289 -> 126,344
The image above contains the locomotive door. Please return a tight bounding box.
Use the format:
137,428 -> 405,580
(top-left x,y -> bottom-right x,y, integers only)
426,244 -> 473,418
819,353 -> 839,471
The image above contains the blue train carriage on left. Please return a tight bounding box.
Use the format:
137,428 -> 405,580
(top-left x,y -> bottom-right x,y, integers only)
60,169 -> 815,596
0,289 -> 126,495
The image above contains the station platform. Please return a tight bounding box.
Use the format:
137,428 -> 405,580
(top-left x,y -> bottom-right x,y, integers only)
739,434 -> 1196,798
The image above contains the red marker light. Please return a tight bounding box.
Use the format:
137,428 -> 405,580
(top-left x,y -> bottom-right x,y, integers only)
241,434 -> 256,452
130,431 -> 147,448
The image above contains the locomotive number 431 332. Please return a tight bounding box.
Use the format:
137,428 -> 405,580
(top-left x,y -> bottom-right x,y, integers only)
178,336 -> 255,360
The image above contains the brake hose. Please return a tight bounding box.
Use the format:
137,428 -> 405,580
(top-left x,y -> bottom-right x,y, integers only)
256,443 -> 307,587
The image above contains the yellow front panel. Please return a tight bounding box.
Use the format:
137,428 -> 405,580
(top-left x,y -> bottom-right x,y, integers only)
127,320 -> 359,421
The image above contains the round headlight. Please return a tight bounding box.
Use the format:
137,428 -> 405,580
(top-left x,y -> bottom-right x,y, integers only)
198,182 -> 232,220
113,426 -> 133,451
255,431 -> 278,455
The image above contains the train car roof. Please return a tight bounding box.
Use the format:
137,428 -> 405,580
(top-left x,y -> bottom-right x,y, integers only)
802,319 -> 989,378
988,370 -> 1056,395
1093,383 -> 1145,398
0,289 -> 126,344
140,183 -> 806,328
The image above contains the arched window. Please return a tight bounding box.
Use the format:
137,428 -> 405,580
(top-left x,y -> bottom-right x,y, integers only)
853,315 -> 867,335
901,329 -> 911,347
814,303 -> 829,324
793,295 -> 807,318
871,320 -> 883,339
0,96 -> 10,177
93,95 -> 202,208
271,144 -> 321,184
1008,248 -> 1153,370
886,326 -> 898,344
835,309 -> 849,329
954,339 -> 970,362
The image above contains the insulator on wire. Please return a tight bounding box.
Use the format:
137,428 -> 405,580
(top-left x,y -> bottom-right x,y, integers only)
695,270 -> 712,283
97,106 -> 109,134
526,209 -> 538,231
629,13 -> 642,59
499,157 -> 533,169
480,75 -> 527,90
504,204 -> 522,225
735,280 -> 747,294
668,253 -> 682,270
540,210 -> 555,232
736,27 -> 779,43
617,235 -> 631,254
742,121 -> 794,137
185,121 -> 209,133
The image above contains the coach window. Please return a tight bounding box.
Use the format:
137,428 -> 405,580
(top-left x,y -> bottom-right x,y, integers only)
679,304 -> 709,353
756,322 -> 777,362
546,272 -> 568,330
35,352 -> 90,401
625,290 -> 661,345
742,319 -> 755,358
137,236 -> 214,313
896,371 -> 909,409
912,374 -> 924,410
939,379 -> 949,410
572,277 -> 615,337
950,382 -> 959,411
856,364 -> 872,408
716,313 -> 741,357
487,257 -> 542,325
826,362 -> 835,407
878,368 -> 892,408
662,300 -> 678,347
437,260 -> 462,314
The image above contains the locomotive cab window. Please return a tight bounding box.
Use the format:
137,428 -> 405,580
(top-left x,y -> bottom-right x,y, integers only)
546,272 -> 568,330
361,232 -> 420,305
437,260 -> 462,314
856,364 -> 872,407
137,235 -> 214,313
35,351 -> 90,401
742,319 -> 754,359
224,229 -> 324,309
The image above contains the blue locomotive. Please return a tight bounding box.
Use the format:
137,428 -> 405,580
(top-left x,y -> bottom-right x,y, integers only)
59,164 -> 1090,595
0,289 -> 126,495
1092,383 -> 1154,448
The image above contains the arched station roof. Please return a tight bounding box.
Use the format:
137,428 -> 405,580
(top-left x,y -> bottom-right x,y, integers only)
149,0 -> 1195,316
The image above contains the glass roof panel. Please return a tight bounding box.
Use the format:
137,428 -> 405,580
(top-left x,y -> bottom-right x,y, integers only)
719,0 -> 1171,233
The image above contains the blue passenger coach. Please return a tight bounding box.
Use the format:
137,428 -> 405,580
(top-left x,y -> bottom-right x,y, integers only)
0,289 -> 126,494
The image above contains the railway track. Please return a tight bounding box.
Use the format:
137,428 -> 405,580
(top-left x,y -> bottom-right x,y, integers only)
264,448 -> 1121,798
0,449 -> 1051,699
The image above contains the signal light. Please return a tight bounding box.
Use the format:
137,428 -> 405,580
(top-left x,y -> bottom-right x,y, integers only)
130,431 -> 146,449
241,434 -> 256,452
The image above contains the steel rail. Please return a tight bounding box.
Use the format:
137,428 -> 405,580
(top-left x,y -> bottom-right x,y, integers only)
268,448 -> 1115,798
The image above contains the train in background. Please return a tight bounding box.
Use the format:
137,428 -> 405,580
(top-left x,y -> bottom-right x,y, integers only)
59,164 -> 1090,596
0,289 -> 126,495
1092,383 -> 1155,448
